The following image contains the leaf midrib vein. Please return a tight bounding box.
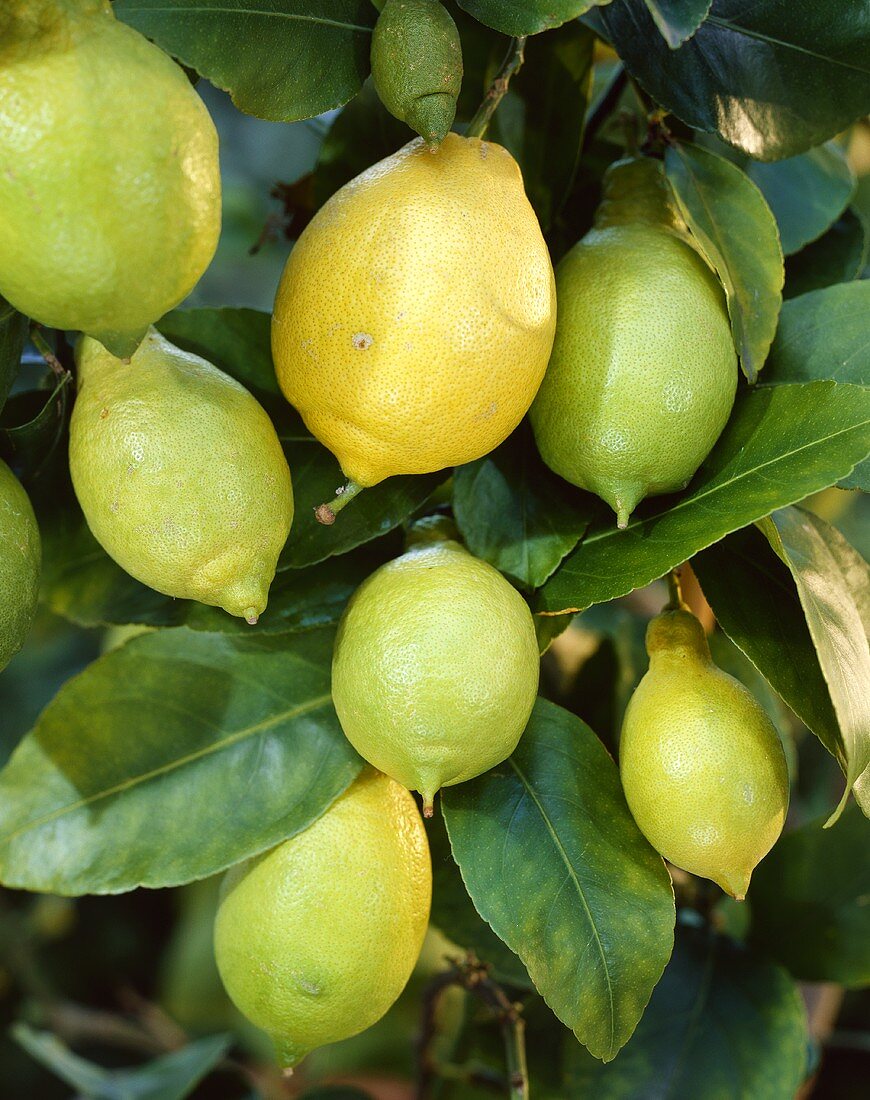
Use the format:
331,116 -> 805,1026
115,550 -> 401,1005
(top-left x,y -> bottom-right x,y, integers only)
706,16 -> 870,76
0,693 -> 332,844
508,757 -> 616,1054
118,6 -> 373,33
579,413 -> 868,551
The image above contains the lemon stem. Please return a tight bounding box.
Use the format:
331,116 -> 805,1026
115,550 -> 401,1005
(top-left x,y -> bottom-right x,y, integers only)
30,326 -> 68,379
665,568 -> 683,610
465,36 -> 527,140
314,479 -> 364,525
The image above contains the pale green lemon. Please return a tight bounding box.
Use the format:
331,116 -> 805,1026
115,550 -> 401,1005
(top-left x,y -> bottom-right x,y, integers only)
332,540 -> 540,811
0,1 -> 220,357
0,460 -> 41,670
620,606 -> 789,899
530,159 -> 737,528
213,770 -> 431,1067
69,330 -> 293,622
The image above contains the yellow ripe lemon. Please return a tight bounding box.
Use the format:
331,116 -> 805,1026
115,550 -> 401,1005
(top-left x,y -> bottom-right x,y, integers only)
69,330 -> 293,622
620,607 -> 789,900
213,770 -> 432,1067
332,540 -> 539,811
272,133 -> 556,488
0,1 -> 220,357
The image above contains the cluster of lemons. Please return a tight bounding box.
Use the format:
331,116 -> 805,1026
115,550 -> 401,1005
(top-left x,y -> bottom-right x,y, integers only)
0,0 -> 788,1069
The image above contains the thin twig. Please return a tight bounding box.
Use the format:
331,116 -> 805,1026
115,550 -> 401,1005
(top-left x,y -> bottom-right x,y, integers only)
30,327 -> 67,379
465,37 -> 527,140
415,954 -> 529,1100
415,968 -> 462,1098
666,568 -> 684,609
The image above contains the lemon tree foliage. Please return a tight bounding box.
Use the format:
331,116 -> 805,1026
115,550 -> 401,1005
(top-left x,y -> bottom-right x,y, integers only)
761,509 -> 870,820
12,1025 -> 231,1100
454,422 -> 595,589
486,21 -> 595,232
115,0 -> 379,121
458,0 -> 604,37
565,923 -> 808,1099
596,0 -> 870,159
693,527 -> 844,767
750,804 -> 870,987
664,143 -> 784,381
642,0 -> 711,48
443,701 -> 675,1061
747,143 -> 856,256
1,0 -> 869,1095
0,627 -> 362,894
784,207 -> 869,300
0,297 -> 28,412
538,382 -> 870,612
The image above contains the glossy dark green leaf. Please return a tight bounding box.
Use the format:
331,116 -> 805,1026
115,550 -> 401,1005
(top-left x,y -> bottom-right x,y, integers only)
538,382 -> 870,614
765,282 -> 870,385
453,423 -> 594,589
12,1025 -> 230,1100
747,144 -> 856,255
279,439 -> 445,569
0,627 -> 362,894
443,699 -> 675,1061
599,0 -> 870,160
487,22 -> 594,232
114,0 -> 377,121
750,804 -> 870,987
0,297 -> 27,414
664,143 -> 783,381
457,0 -> 603,36
428,808 -> 532,988
693,527 -> 843,765
784,208 -> 868,299
761,508 -> 870,822
565,923 -> 807,1097
644,0 -> 710,47
0,373 -> 72,480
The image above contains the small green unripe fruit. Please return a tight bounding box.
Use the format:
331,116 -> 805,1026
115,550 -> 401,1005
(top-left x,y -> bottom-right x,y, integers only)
530,158 -> 737,528
371,0 -> 462,147
0,1 -> 220,357
69,329 -> 293,622
213,770 -> 432,1067
619,605 -> 789,900
332,540 -> 539,812
0,460 -> 41,671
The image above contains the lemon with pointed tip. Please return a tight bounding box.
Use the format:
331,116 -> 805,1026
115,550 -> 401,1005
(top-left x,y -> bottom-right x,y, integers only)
272,133 -> 556,492
0,460 -> 41,670
0,1 -> 220,357
213,770 -> 431,1067
332,541 -> 540,811
69,329 -> 293,622
619,605 -> 789,899
530,158 -> 737,528
371,0 -> 463,146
